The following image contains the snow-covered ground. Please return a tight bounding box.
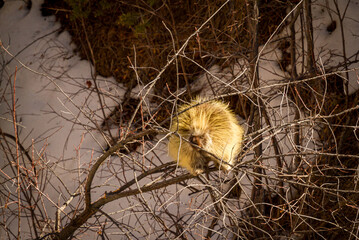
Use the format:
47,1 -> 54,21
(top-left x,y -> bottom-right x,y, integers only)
1,0 -> 359,239
0,0 -> 128,237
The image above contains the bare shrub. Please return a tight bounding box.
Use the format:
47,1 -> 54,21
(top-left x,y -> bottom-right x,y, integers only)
1,0 -> 359,239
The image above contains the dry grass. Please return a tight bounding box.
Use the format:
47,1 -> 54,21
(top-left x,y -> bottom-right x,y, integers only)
41,0 -> 291,100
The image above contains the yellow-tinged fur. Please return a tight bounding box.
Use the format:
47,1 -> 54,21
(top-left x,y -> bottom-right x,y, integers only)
168,98 -> 244,175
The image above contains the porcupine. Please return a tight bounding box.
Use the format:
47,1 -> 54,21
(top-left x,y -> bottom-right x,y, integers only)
168,98 -> 244,175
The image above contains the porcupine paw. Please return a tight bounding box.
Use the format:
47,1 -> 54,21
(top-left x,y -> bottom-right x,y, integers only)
191,155 -> 207,175
214,160 -> 232,172
193,168 -> 204,175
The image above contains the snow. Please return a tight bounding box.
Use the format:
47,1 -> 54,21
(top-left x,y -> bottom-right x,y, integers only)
0,0 -> 124,236
310,0 -> 359,94
1,1 -> 122,163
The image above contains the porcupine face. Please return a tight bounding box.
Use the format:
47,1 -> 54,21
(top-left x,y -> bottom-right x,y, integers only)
168,98 -> 244,175
187,112 -> 212,151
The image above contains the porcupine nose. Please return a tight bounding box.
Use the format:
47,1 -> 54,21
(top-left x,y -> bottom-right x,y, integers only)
189,135 -> 202,148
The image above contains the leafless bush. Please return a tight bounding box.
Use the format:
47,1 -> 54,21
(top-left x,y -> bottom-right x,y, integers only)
1,0 -> 359,239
